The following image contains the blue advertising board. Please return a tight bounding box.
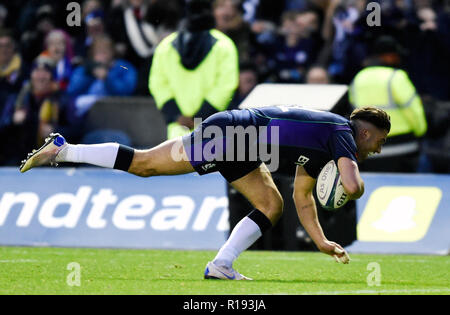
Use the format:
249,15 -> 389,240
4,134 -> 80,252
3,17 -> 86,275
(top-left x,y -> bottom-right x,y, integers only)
0,168 -> 229,250
346,173 -> 450,255
2,168 -> 449,254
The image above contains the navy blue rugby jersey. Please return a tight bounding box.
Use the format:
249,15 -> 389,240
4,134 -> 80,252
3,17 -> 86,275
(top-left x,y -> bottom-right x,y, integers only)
233,105 -> 358,178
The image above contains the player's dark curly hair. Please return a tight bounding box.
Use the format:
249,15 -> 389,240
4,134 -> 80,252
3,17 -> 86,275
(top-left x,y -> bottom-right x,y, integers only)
350,107 -> 391,132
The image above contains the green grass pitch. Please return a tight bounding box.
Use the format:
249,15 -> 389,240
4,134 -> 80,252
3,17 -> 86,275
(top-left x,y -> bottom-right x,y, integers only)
0,246 -> 448,295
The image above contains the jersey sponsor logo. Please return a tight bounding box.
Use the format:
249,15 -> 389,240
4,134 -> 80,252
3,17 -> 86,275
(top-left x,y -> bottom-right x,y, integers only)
295,155 -> 310,166
201,163 -> 216,172
357,186 -> 442,242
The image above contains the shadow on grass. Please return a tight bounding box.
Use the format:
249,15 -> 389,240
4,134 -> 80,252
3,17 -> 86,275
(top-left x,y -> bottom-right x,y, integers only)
152,277 -> 420,287
89,275 -> 419,288
144,277 -> 364,286
252,278 -> 364,285
245,277 -> 420,286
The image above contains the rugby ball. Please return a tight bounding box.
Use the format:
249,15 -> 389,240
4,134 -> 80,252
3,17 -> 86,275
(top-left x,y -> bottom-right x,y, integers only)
316,160 -> 349,211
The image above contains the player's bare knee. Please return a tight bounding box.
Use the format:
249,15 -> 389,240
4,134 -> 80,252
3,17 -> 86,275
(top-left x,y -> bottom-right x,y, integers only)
136,167 -> 158,177
135,163 -> 159,177
128,150 -> 158,177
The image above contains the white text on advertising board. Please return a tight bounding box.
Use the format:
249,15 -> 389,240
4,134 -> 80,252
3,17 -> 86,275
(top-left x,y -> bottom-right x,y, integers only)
0,186 -> 229,231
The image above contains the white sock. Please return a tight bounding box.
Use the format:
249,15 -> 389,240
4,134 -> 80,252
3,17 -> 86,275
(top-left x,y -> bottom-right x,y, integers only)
213,217 -> 262,269
56,143 -> 120,168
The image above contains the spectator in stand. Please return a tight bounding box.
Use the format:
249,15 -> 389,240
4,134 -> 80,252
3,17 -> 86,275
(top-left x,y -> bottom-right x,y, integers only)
320,0 -> 368,84
242,0 -> 283,78
83,0 -> 104,20
107,0 -> 183,95
378,0 -> 410,38
67,35 -> 137,117
0,5 -> 7,29
19,4 -> 57,64
285,0 -> 310,11
306,65 -> 330,84
38,29 -> 74,92
402,3 -> 450,101
0,57 -> 80,165
241,0 -> 285,35
0,1 -> 30,30
73,0 -> 107,66
229,61 -> 259,110
213,0 -> 254,62
263,10 -> 320,83
145,0 -> 184,39
0,29 -> 29,111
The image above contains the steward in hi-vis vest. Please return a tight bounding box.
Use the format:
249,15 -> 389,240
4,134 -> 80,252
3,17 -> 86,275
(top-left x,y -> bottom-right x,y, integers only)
349,36 -> 427,172
149,0 -> 238,140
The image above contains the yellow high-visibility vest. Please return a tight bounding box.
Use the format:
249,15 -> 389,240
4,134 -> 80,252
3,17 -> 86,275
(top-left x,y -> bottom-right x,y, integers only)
149,29 -> 239,139
349,66 -> 427,138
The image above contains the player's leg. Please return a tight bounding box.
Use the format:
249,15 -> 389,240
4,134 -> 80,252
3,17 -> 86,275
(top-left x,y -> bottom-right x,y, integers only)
127,137 -> 195,177
228,163 -> 283,224
205,163 -> 283,279
19,133 -> 194,176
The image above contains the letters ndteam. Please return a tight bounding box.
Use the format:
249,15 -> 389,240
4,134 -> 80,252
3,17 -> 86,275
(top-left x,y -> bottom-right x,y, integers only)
0,186 -> 229,231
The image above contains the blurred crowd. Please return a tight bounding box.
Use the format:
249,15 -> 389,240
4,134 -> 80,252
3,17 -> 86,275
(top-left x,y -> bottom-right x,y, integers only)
0,0 -> 449,171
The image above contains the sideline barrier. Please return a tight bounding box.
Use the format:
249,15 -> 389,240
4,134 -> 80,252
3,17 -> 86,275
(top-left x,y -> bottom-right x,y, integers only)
346,173 -> 450,255
0,168 -> 228,250
1,169 -> 449,254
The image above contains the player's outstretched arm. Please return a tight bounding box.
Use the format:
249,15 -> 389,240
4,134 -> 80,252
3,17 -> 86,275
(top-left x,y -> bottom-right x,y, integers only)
337,157 -> 364,200
292,166 -> 350,264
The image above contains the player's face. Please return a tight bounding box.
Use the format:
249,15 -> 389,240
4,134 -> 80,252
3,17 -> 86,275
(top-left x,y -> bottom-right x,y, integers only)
357,127 -> 388,162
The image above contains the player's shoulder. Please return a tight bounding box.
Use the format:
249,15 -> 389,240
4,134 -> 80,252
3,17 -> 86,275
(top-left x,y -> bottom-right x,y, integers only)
309,108 -> 348,122
258,105 -> 349,124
